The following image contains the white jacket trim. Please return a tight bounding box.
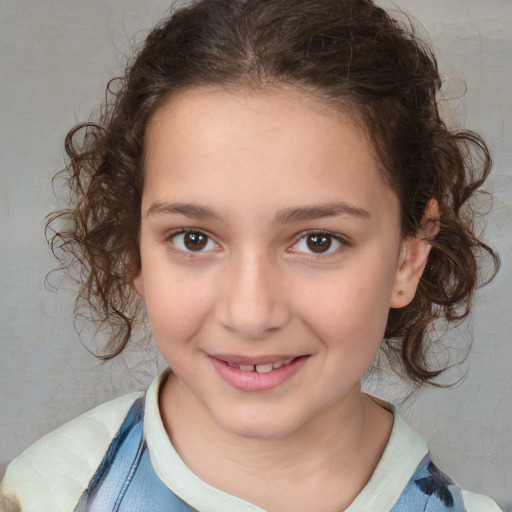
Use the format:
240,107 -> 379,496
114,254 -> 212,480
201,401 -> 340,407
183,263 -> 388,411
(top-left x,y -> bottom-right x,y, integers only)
2,392 -> 141,512
462,490 -> 503,512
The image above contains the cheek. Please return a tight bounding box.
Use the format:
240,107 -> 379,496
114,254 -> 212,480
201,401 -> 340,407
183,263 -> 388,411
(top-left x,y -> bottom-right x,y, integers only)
297,264 -> 396,350
142,271 -> 214,353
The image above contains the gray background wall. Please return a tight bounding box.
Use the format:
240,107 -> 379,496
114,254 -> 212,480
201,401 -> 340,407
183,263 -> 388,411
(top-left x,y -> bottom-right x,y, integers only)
1,0 -> 511,508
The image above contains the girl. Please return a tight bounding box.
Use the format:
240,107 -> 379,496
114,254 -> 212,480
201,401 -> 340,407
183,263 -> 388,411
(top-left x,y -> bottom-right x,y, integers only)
1,0 -> 504,510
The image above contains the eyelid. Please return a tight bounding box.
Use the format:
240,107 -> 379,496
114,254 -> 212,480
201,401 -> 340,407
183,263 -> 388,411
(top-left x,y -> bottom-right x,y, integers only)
166,227 -> 220,254
289,230 -> 349,256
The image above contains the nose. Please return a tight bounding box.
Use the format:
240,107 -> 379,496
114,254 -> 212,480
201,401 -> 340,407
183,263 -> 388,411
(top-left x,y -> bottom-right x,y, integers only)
214,251 -> 291,339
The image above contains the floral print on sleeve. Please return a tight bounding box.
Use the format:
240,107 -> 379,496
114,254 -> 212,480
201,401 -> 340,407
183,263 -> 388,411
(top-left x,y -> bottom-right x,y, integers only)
392,456 -> 468,511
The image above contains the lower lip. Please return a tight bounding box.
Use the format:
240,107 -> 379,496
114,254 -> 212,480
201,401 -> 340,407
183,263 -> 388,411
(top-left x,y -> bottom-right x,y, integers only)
210,356 -> 308,392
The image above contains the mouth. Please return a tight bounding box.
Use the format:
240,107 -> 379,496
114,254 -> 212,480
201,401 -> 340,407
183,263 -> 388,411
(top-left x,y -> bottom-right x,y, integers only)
225,358 -> 296,374
209,354 -> 309,391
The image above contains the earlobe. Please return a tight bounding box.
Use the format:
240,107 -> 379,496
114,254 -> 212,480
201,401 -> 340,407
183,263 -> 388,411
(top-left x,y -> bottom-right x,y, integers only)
133,273 -> 145,297
391,199 -> 440,308
390,237 -> 431,308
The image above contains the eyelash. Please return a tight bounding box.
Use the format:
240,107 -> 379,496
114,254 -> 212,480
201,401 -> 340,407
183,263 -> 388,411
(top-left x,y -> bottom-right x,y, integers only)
289,230 -> 348,258
165,228 -> 348,258
166,228 -> 219,256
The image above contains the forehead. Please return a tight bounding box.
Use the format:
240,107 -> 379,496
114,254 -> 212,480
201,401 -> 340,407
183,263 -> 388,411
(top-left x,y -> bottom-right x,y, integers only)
142,86 -> 398,222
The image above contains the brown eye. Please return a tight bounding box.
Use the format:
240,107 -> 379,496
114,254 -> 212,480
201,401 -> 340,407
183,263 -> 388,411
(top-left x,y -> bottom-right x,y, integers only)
171,230 -> 216,252
292,232 -> 343,256
306,234 -> 332,253
184,232 -> 208,251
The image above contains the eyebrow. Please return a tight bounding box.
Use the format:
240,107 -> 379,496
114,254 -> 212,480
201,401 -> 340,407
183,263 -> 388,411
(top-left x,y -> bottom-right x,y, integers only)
146,201 -> 222,220
273,201 -> 370,224
146,200 -> 370,223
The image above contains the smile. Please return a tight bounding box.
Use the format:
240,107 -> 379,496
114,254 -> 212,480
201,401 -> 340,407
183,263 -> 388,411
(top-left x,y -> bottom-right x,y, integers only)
227,358 -> 295,374
210,355 -> 308,392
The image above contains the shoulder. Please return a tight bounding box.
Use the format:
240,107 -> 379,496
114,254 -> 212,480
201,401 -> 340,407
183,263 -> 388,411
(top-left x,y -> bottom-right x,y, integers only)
348,399 -> 503,512
461,490 -> 503,512
1,391 -> 143,512
395,455 -> 503,512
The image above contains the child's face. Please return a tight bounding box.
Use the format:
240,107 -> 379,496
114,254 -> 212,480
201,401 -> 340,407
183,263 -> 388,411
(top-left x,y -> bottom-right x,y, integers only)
136,87 -> 426,439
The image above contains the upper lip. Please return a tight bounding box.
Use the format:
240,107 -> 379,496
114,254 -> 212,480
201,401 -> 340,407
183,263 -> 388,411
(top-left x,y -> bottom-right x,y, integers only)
211,354 -> 302,365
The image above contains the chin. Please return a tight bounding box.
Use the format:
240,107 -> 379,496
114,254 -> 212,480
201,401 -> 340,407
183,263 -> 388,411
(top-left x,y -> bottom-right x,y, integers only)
214,408 -> 305,441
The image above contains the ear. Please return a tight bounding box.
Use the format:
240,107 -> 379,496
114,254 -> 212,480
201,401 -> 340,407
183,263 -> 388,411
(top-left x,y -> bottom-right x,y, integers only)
133,272 -> 145,298
391,199 -> 440,308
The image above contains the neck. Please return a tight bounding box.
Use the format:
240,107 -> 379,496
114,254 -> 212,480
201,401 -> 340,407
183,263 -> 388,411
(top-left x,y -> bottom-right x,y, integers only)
159,374 -> 393,512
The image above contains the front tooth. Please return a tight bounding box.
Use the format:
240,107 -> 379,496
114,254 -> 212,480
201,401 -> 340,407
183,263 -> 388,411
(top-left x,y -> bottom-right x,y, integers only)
239,364 -> 255,371
273,361 -> 284,369
283,358 -> 294,365
255,363 -> 274,374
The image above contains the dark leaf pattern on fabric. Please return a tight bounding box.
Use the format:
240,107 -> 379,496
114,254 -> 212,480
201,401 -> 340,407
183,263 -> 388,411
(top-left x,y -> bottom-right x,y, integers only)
414,462 -> 455,508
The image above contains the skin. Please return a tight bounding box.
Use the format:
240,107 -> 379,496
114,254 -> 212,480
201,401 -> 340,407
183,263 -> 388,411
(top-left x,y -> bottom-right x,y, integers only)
135,86 -> 434,511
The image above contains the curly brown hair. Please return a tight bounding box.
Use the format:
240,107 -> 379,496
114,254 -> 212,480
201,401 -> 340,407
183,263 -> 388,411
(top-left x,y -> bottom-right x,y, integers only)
47,0 -> 499,385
